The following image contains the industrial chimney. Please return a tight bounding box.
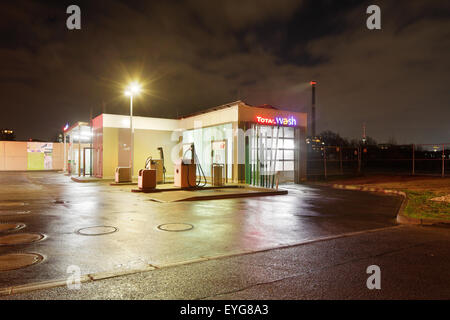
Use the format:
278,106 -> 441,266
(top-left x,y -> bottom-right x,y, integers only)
310,80 -> 317,137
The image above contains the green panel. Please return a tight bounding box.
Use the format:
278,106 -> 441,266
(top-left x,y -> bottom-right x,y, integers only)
245,135 -> 250,184
27,152 -> 45,170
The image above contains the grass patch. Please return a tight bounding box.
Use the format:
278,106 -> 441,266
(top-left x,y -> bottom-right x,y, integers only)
319,175 -> 450,221
403,191 -> 450,220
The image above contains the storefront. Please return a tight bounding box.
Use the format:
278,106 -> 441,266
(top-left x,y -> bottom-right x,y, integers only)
65,101 -> 307,184
64,122 -> 93,176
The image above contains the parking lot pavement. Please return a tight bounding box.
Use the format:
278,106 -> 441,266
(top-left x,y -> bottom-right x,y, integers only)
3,225 -> 449,300
0,172 -> 402,289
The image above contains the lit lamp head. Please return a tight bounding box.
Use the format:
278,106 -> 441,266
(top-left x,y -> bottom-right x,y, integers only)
124,82 -> 142,97
310,80 -> 317,86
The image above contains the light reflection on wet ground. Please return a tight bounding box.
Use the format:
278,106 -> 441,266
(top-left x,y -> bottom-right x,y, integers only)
0,172 -> 401,287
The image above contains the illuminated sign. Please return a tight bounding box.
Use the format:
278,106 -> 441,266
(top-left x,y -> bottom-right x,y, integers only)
256,115 -> 297,126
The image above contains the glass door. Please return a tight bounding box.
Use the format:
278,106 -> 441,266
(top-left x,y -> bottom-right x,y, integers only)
247,124 -> 285,187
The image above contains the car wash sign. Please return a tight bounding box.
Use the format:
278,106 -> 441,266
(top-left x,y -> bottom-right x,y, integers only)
256,115 -> 297,126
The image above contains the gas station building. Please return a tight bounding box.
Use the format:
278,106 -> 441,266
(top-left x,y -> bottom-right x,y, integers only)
64,101 -> 307,185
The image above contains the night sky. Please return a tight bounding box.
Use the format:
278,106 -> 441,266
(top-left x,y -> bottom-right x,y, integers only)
1,0 -> 449,143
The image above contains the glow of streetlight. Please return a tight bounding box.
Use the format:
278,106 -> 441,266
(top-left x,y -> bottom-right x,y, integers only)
124,82 -> 142,96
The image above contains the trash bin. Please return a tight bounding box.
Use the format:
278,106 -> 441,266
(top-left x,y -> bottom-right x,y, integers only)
212,164 -> 223,186
115,167 -> 131,183
138,169 -> 156,190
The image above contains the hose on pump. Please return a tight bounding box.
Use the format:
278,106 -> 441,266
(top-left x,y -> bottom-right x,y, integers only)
182,146 -> 207,188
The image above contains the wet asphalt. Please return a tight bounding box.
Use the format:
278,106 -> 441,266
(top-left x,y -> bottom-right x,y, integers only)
1,172 -> 446,299
2,225 -> 450,300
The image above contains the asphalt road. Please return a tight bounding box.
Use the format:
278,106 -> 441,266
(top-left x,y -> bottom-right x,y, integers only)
3,224 -> 449,300
0,171 -> 424,299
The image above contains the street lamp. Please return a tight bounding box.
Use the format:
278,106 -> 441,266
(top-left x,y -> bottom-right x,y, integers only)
124,82 -> 142,179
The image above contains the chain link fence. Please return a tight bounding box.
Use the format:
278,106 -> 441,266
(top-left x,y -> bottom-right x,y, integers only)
307,143 -> 450,178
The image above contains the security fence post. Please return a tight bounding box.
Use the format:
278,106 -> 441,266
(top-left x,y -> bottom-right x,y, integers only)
357,146 -> 361,174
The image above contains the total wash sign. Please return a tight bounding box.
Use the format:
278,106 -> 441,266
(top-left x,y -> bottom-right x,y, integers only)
256,115 -> 297,126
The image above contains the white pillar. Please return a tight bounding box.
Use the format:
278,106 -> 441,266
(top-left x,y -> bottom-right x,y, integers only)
130,95 -> 134,179
63,132 -> 67,173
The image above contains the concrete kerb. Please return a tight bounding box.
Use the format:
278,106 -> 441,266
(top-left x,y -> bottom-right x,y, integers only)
331,184 -> 450,227
0,224 -> 403,297
175,189 -> 288,202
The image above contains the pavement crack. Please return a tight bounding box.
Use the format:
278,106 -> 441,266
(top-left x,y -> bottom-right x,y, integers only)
315,241 -> 434,272
198,241 -> 437,300
198,273 -> 308,300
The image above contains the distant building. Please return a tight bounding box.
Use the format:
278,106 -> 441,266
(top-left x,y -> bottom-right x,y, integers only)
306,136 -> 324,152
0,129 -> 15,141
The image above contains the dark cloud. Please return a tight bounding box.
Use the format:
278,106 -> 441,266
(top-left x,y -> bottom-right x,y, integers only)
0,0 -> 448,144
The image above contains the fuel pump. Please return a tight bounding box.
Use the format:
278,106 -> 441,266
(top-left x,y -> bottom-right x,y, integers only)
157,147 -> 166,184
144,147 -> 166,185
174,143 -> 207,188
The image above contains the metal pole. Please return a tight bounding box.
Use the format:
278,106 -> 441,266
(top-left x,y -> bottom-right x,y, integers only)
412,144 -> 415,175
63,132 -> 67,173
339,146 -> 343,175
252,124 -> 255,186
442,144 -> 445,178
90,108 -> 93,177
252,124 -> 256,186
323,147 -> 327,179
70,134 -> 74,175
268,126 -> 274,188
256,125 -> 260,186
83,148 -> 85,177
78,125 -> 81,177
272,126 -> 280,188
130,95 -> 134,180
264,132 -> 268,187
357,146 -> 361,174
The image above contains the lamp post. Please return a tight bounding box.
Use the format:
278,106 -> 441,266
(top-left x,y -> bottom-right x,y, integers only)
124,82 -> 141,180
63,123 -> 69,173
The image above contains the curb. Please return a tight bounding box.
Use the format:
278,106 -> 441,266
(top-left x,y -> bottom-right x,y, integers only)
331,184 -> 450,227
70,177 -> 114,183
131,185 -> 241,193
0,224 -> 402,297
0,267 -> 157,298
174,189 -> 288,202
